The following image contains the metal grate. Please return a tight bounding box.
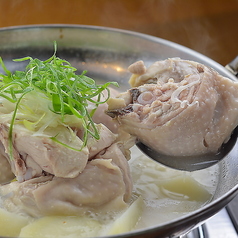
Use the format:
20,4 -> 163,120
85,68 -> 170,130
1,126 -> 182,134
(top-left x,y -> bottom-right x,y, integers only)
182,202 -> 238,238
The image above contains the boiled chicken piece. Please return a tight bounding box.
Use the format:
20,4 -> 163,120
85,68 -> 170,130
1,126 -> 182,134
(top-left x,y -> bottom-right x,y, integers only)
0,123 -> 89,182
0,143 -> 15,184
91,87 -> 120,133
87,123 -> 117,158
0,142 -> 132,217
128,59 -> 204,87
106,58 -> 238,156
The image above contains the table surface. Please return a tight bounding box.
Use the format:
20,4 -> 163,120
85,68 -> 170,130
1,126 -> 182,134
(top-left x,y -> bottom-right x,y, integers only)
0,0 -> 238,66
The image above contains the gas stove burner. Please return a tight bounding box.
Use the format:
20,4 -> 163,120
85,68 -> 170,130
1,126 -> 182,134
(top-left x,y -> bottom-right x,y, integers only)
182,194 -> 238,238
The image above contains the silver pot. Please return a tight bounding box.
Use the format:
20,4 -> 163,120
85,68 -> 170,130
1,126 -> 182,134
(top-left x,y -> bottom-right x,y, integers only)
0,25 -> 238,238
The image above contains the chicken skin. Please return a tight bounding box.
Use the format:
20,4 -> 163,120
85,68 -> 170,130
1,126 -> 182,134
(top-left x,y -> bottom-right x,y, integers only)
107,58 -> 238,156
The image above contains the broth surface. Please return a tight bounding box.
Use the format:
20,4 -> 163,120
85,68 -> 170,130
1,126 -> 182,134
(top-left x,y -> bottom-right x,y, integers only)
0,146 -> 219,237
129,146 -> 219,229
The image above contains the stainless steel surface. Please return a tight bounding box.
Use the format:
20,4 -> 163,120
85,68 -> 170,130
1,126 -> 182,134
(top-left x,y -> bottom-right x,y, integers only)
181,226 -> 206,238
204,208 -> 238,238
226,56 -> 238,77
226,192 -> 238,233
136,125 -> 238,171
182,204 -> 238,238
0,25 -> 238,238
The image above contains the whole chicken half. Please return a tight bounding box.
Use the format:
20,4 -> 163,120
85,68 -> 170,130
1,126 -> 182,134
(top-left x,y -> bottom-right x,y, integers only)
106,58 -> 238,156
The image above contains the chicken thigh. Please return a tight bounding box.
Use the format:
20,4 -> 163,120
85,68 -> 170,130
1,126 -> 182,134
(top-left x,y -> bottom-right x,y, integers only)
107,58 -> 238,156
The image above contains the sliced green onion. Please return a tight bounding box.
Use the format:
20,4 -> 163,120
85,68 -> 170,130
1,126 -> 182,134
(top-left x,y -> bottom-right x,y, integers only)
0,43 -> 119,157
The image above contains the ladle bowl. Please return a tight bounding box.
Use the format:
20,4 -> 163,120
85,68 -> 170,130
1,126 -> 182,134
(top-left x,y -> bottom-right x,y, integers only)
136,125 -> 238,171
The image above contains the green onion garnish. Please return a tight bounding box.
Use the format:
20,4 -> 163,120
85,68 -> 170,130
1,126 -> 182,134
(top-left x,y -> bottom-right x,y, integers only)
0,43 -> 118,159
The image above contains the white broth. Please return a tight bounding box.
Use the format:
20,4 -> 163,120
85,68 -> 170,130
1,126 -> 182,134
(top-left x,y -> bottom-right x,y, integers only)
0,146 -> 218,237
129,146 -> 218,229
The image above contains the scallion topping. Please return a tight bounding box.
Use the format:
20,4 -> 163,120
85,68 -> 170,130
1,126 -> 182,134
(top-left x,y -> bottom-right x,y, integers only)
0,43 -> 118,158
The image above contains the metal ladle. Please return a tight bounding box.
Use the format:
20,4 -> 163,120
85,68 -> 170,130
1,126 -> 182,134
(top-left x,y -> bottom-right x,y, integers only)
136,124 -> 238,172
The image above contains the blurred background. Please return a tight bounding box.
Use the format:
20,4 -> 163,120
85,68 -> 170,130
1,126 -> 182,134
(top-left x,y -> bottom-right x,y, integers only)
0,0 -> 238,66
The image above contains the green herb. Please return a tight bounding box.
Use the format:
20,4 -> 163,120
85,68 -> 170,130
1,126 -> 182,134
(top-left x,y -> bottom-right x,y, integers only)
0,42 -> 118,158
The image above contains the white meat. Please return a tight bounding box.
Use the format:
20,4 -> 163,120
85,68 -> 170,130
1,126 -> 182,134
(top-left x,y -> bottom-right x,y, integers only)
107,58 -> 238,156
0,142 -> 132,217
91,87 -> 120,133
0,124 -> 89,181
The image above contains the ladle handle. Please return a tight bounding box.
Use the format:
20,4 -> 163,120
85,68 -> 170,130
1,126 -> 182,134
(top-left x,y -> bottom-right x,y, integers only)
226,56 -> 238,77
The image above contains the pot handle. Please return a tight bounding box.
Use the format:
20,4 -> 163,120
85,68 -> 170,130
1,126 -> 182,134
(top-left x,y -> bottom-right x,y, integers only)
225,56 -> 238,77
